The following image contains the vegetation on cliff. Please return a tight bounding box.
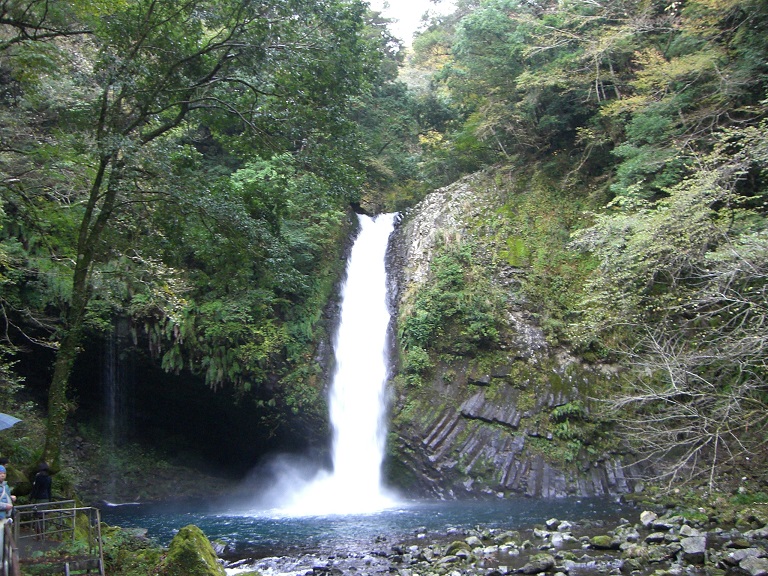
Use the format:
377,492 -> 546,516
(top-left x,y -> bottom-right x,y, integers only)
0,0 -> 766,499
390,0 -> 768,493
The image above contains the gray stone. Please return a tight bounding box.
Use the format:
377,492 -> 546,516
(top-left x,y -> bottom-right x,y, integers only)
519,553 -> 556,574
639,511 -> 657,527
725,548 -> 763,565
644,532 -> 667,544
465,536 -> 484,548
679,525 -> 701,537
495,531 -> 521,545
741,556 -> 768,576
550,533 -> 568,548
436,554 -> 460,566
679,536 -> 707,564
746,527 -> 768,539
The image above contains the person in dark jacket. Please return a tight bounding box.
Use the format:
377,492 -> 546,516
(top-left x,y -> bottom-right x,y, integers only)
30,462 -> 52,503
30,462 -> 52,538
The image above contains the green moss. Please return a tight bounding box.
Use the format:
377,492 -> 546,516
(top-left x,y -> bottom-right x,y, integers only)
501,236 -> 530,267
731,492 -> 768,506
157,524 -> 225,576
590,535 -> 620,550
516,388 -> 537,413
445,540 -> 471,555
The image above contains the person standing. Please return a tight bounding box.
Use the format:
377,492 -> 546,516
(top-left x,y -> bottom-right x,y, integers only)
30,463 -> 52,503
0,465 -> 14,562
30,462 -> 52,539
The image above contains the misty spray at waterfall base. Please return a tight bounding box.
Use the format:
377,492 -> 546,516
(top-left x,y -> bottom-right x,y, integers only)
245,213 -> 399,516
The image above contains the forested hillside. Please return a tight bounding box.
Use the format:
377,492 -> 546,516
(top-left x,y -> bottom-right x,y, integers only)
393,0 -> 768,493
1,0 -> 766,498
0,0 -> 409,472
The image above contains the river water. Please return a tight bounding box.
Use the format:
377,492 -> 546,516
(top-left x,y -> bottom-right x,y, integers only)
100,495 -> 633,558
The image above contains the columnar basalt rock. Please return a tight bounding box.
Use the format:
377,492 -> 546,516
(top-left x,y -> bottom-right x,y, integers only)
386,173 -> 643,498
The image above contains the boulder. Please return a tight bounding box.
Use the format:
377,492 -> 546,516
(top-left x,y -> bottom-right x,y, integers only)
465,535 -> 484,548
679,525 -> 701,537
741,557 -> 768,576
679,536 -> 707,564
519,553 -> 556,574
639,511 -> 657,527
157,524 -> 225,576
550,533 -> 569,547
443,540 -> 472,556
644,532 -> 667,544
495,530 -> 522,544
746,526 -> 768,539
590,535 -> 621,550
724,548 -> 763,566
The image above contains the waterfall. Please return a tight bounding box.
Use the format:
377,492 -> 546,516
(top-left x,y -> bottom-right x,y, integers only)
265,212 -> 398,516
102,318 -> 133,500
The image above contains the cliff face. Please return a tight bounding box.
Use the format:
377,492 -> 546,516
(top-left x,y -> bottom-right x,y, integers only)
386,172 -> 644,499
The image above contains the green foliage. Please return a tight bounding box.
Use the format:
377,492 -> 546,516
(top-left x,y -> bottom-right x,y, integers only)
491,168 -> 597,344
403,346 -> 433,375
101,525 -> 164,576
732,492 -> 768,506
571,119 -> 768,487
0,0 -> 401,463
400,241 -> 504,357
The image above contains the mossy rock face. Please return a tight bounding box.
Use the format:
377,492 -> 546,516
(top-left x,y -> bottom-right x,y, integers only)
157,524 -> 225,576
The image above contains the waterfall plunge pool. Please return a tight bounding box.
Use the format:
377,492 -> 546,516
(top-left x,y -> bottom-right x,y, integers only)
100,495 -> 634,560
98,215 -> 636,570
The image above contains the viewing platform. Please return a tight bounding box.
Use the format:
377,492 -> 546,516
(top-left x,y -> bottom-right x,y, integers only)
3,500 -> 104,576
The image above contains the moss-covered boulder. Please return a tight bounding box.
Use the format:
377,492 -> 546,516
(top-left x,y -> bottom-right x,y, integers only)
157,524 -> 225,576
590,534 -> 621,550
519,552 -> 555,574
445,540 -> 472,555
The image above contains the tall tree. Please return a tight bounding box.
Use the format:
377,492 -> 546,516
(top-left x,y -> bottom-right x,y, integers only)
0,0 -> 380,466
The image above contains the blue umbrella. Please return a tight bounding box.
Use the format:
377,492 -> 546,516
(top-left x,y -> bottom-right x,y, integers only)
0,413 -> 21,431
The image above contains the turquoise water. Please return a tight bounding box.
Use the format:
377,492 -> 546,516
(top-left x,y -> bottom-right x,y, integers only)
100,496 -> 634,559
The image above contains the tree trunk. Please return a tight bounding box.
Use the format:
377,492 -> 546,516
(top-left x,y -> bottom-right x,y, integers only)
42,328 -> 81,469
41,157 -> 111,467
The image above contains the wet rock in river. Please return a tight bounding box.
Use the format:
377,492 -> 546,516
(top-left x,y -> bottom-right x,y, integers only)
589,534 -> 621,550
519,552 -> 555,574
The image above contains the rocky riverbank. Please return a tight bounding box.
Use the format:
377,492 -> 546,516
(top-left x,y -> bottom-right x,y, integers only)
221,501 -> 768,576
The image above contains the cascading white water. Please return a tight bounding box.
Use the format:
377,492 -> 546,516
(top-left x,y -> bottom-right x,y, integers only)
268,213 -> 398,516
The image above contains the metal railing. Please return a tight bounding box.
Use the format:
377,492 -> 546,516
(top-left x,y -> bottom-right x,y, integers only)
2,521 -> 20,576
10,501 -> 104,575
